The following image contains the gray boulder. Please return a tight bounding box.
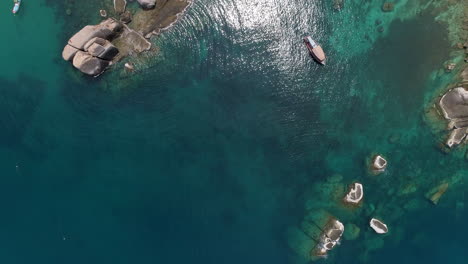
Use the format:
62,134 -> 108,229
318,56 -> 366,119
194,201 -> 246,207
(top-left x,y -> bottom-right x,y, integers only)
83,37 -> 108,51
439,87 -> 468,120
89,42 -> 119,61
83,37 -> 119,60
137,0 -> 156,9
72,51 -> 110,76
62,44 -> 79,61
68,19 -> 122,50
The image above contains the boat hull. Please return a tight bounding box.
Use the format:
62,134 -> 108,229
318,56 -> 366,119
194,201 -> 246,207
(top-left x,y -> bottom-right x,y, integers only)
303,36 -> 326,65
12,0 -> 21,14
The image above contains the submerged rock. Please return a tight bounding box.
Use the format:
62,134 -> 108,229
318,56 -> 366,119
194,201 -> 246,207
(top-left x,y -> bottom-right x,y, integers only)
333,0 -> 344,11
425,182 -> 449,205
343,182 -> 364,205
446,62 -> 456,72
370,218 -> 388,234
382,2 -> 394,12
343,223 -> 360,240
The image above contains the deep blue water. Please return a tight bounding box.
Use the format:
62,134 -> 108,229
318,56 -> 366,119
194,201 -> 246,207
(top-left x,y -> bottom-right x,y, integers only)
0,0 -> 466,263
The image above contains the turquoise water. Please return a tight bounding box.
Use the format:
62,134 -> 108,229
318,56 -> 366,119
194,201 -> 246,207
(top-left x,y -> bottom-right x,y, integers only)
0,0 -> 466,263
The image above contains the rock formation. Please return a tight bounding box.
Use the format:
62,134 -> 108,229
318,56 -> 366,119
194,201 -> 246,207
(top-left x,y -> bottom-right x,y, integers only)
315,218 -> 344,257
62,0 -> 192,76
439,86 -> 468,147
370,218 -> 388,234
371,155 -> 387,173
287,210 -> 344,261
343,182 -> 363,205
63,19 -> 122,76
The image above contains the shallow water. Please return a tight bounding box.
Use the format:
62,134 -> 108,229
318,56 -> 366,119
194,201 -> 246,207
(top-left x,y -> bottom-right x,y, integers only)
0,0 -> 465,263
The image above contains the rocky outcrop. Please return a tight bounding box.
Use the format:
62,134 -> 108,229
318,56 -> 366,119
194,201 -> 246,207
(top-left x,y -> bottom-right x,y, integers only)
370,218 -> 388,234
439,87 -> 468,147
132,0 -> 192,39
72,51 -> 110,76
62,0 -> 191,76
137,0 -> 156,9
63,19 -> 122,76
111,24 -> 152,61
315,219 -> 344,257
287,210 -> 345,261
371,155 -> 387,173
62,45 -> 79,61
343,182 -> 363,205
67,19 -> 122,50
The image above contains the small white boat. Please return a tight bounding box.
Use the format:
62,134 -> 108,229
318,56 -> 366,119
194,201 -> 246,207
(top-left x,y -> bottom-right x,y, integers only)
12,0 -> 21,14
303,36 -> 326,65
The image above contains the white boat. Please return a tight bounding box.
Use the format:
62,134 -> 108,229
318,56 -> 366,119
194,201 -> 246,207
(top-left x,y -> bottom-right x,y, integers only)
303,36 -> 326,65
12,0 -> 21,14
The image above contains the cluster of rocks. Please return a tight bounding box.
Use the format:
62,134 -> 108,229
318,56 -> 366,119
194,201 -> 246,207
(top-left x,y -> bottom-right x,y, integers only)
62,0 -> 191,76
286,210 -> 346,261
315,219 -> 344,257
438,69 -> 468,147
287,154 -> 393,261
63,19 -> 122,76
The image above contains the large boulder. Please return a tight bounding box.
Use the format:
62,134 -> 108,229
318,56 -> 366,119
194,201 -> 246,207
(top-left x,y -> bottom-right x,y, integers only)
137,0 -> 156,9
68,19 -> 122,50
439,87 -> 468,120
62,44 -> 79,61
114,0 -> 127,14
72,51 -> 110,76
84,37 -> 119,60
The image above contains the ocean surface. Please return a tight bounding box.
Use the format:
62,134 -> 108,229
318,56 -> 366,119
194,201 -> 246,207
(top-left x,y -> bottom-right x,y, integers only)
0,0 -> 466,263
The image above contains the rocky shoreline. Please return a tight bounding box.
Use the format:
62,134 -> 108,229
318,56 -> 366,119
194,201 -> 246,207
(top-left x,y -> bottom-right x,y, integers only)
425,2 -> 468,149
62,0 -> 191,76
